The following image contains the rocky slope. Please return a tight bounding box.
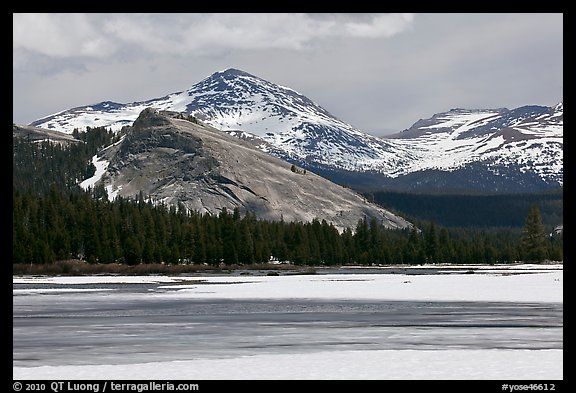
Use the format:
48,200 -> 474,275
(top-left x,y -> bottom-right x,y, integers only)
81,108 -> 411,231
13,124 -> 80,146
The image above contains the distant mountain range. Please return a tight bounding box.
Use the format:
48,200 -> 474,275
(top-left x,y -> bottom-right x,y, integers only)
29,68 -> 563,193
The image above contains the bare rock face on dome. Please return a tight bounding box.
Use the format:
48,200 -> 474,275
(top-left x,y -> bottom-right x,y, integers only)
91,108 -> 411,232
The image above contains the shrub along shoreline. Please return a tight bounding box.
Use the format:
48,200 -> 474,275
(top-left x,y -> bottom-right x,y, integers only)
12,259 -> 314,276
12,259 -> 561,277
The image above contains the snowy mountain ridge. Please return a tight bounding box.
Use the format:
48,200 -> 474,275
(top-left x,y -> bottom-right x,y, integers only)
30,68 -> 563,192
382,104 -> 563,183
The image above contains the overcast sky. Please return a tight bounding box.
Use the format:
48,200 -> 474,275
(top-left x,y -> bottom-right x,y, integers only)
13,13 -> 563,135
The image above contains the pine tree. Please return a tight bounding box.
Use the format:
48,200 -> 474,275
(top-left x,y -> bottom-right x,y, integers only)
424,222 -> 439,263
521,205 -> 548,262
238,220 -> 255,264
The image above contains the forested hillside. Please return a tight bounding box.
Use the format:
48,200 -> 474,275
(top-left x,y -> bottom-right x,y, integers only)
13,126 -> 119,194
367,190 -> 563,229
13,127 -> 563,266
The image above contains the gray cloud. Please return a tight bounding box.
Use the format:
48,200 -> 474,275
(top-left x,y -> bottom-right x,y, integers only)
13,13 -> 415,59
13,14 -> 117,58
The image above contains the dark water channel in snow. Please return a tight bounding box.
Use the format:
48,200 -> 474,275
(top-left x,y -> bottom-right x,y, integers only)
13,281 -> 563,368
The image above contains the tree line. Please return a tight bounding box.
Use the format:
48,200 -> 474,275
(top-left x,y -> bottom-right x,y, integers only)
12,127 -> 562,266
13,126 -> 119,194
366,189 -> 563,229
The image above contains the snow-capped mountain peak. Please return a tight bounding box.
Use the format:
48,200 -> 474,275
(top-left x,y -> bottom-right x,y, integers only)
28,69 -> 562,193
182,68 -> 341,138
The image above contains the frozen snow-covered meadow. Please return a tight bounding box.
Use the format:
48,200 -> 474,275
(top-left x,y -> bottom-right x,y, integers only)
13,264 -> 563,380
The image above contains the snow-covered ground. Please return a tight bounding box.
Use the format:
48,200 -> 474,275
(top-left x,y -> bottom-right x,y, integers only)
13,264 -> 563,380
12,349 -> 562,380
